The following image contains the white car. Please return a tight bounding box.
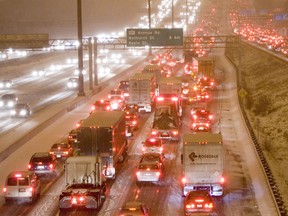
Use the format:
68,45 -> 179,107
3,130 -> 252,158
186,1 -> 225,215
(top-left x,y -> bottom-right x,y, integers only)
136,161 -> 163,184
67,78 -> 78,89
32,69 -> 46,77
0,80 -> 13,89
142,137 -> 163,154
3,171 -> 41,203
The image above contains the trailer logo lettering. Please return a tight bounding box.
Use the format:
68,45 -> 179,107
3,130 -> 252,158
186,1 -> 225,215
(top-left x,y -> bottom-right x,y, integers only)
189,152 -> 218,162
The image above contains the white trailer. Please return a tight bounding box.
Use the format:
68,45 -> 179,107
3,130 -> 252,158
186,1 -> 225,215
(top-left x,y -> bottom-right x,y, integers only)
128,73 -> 156,113
182,132 -> 224,196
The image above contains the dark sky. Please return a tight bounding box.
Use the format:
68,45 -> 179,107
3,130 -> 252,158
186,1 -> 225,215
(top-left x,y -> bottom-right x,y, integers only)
0,0 -> 146,38
253,0 -> 288,12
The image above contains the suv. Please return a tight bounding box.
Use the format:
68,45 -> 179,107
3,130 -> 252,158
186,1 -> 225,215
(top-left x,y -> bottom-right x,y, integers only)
3,171 -> 41,203
28,152 -> 58,176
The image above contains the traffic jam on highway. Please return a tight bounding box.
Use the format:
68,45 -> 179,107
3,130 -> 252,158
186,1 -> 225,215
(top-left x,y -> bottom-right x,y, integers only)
1,48 -> 224,215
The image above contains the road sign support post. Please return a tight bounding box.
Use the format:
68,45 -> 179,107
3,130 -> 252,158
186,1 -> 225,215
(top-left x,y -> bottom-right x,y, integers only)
77,0 -> 85,96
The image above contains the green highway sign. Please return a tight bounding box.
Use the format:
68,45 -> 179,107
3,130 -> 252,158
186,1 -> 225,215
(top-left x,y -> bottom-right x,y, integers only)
126,28 -> 183,47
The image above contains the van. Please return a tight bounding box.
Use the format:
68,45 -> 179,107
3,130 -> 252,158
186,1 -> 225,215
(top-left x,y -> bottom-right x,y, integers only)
3,171 -> 41,203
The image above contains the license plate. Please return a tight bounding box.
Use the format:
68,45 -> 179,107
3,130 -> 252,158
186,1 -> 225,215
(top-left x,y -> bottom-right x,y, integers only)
197,204 -> 203,208
37,165 -> 44,169
19,188 -> 26,192
56,155 -> 61,158
145,173 -> 151,176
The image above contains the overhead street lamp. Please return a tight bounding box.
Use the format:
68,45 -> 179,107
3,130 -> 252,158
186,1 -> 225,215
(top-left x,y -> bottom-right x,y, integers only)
77,0 -> 85,96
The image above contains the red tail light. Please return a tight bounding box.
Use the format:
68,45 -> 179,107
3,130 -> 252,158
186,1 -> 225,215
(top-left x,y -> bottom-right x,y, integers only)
28,164 -> 32,169
157,97 -> 164,101
156,172 -> 161,176
171,97 -> 178,101
151,130 -> 158,135
172,130 -> 178,135
29,187 -> 33,192
182,177 -> 186,184
3,187 -> 7,192
136,172 -> 140,176
220,177 -> 225,184
49,164 -> 54,169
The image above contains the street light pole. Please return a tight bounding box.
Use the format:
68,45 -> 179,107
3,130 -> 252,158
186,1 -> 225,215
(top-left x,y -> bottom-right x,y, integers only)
77,0 -> 85,96
172,0 -> 174,28
148,0 -> 152,56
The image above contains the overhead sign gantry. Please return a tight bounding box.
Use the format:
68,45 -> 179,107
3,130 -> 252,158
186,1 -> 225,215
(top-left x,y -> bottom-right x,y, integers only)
126,28 -> 183,47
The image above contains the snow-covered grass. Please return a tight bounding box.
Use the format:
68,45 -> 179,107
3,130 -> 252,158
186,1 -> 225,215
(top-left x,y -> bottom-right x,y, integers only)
226,42 -> 288,209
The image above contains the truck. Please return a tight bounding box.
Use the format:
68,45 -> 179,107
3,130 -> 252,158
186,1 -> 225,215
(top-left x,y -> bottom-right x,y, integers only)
76,110 -> 127,179
128,73 -> 156,113
151,101 -> 181,142
181,132 -> 224,197
157,76 -> 183,116
192,57 -> 215,78
142,64 -> 163,84
59,156 -> 106,211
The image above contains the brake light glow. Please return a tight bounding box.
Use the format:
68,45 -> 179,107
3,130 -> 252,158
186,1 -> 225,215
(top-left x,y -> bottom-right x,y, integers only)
172,130 -> 178,135
3,187 -> 7,192
151,130 -> 158,135
28,164 -> 32,169
171,97 -> 178,101
182,177 -> 186,184
157,97 -> 164,101
15,173 -> 22,178
186,203 -> 195,209
221,177 -> 225,184
29,187 -> 33,192
156,172 -> 161,176
49,164 -> 54,169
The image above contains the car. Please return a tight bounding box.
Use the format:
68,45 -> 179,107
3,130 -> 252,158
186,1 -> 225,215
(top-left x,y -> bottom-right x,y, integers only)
10,103 -> 31,117
136,161 -> 163,184
142,137 -> 163,154
191,108 -> 213,123
125,109 -> 138,130
67,77 -> 78,89
28,152 -> 58,176
49,143 -> 73,159
197,76 -> 215,89
0,80 -> 13,89
90,99 -> 111,112
184,190 -> 214,215
67,129 -> 77,145
125,125 -> 133,138
3,171 -> 41,203
32,69 -> 46,77
140,152 -> 165,165
119,201 -> 149,216
0,93 -> 18,108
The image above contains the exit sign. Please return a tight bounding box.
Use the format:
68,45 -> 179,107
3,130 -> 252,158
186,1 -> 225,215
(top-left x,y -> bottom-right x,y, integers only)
126,28 -> 183,47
